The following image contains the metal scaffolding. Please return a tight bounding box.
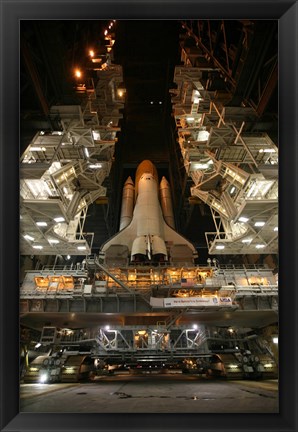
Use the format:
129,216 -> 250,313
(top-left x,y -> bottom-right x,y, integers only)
20,43 -> 124,256
171,26 -> 278,255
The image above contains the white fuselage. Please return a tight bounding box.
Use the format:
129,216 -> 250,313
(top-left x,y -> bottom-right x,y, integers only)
133,173 -> 163,237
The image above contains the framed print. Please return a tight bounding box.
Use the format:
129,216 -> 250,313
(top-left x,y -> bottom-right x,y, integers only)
0,1 -> 297,431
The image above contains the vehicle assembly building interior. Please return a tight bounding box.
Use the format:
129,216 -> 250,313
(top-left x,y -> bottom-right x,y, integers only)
19,19 -> 279,413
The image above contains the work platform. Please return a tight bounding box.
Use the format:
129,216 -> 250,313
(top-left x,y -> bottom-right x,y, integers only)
20,261 -> 278,316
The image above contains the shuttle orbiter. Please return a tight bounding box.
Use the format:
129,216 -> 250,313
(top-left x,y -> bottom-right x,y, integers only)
100,160 -> 198,266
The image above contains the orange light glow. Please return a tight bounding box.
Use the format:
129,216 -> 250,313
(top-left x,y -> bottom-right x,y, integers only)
89,50 -> 95,58
74,69 -> 82,78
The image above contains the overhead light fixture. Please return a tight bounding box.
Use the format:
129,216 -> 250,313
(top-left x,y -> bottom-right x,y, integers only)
89,50 -> 95,57
66,255 -> 71,260
186,117 -> 194,122
48,239 -> 59,244
246,183 -> 256,197
54,217 -> 65,223
30,147 -> 46,152
74,69 -> 82,78
33,245 -> 43,249
242,238 -> 252,243
92,131 -> 101,141
84,147 -> 90,158
23,234 -> 34,241
77,246 -> 87,250
260,182 -> 273,196
255,244 -> 265,249
254,221 -> 265,227
197,130 -> 210,141
230,186 -> 236,194
117,83 -> 126,98
238,217 -> 249,223
89,163 -> 102,169
215,245 -> 225,250
274,227 -> 278,231
259,149 -> 276,153
193,163 -> 209,169
273,337 -> 278,344
36,221 -> 47,227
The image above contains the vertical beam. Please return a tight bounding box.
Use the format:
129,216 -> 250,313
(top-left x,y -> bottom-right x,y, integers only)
256,62 -> 278,116
21,39 -> 50,116
221,21 -> 230,73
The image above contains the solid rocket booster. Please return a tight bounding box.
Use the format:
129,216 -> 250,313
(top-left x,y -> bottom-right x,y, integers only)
100,160 -> 197,264
119,176 -> 134,230
159,176 -> 175,229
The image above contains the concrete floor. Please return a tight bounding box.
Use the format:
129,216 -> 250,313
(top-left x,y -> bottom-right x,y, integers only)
20,374 -> 278,413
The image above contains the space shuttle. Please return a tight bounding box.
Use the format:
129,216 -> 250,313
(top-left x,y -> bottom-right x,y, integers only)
100,160 -> 198,266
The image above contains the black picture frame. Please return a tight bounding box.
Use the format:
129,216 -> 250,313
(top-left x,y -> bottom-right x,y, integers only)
1,1 -> 297,431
